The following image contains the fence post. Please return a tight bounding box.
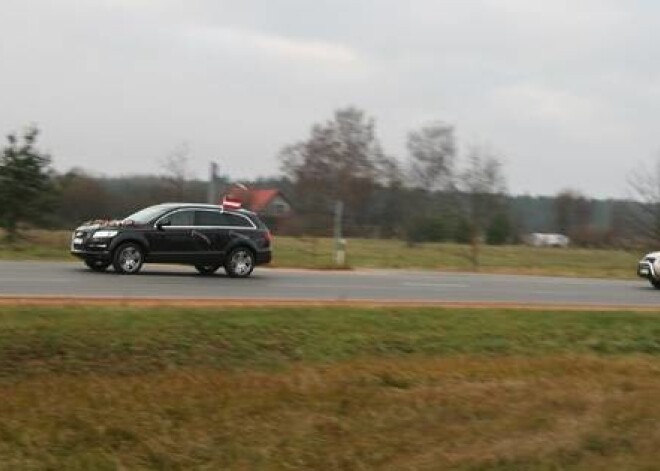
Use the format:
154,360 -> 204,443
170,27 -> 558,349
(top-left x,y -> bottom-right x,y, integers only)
333,200 -> 345,266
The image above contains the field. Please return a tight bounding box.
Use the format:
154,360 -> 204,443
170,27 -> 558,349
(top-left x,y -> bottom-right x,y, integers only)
0,230 -> 642,278
2,305 -> 660,469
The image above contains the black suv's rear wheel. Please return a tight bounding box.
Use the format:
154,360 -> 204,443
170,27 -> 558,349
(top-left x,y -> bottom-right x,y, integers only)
84,259 -> 111,272
112,242 -> 144,275
195,264 -> 221,275
224,247 -> 255,278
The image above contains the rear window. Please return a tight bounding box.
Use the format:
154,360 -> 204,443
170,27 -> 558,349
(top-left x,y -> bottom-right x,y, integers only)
195,211 -> 254,228
222,213 -> 254,228
250,215 -> 267,229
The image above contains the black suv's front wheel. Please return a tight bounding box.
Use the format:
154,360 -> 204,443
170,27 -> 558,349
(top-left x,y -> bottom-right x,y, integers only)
224,247 -> 255,278
112,242 -> 144,275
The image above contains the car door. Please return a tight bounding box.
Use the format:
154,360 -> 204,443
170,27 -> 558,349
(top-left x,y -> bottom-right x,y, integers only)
149,209 -> 198,262
193,210 -> 255,261
190,209 -> 224,262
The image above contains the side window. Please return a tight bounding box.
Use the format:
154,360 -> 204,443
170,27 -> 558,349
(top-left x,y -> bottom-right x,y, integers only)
162,210 -> 194,227
195,211 -> 225,226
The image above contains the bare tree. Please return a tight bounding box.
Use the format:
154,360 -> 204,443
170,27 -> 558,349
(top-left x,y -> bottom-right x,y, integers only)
161,142 -> 192,201
279,106 -> 391,234
407,122 -> 456,191
628,157 -> 660,244
459,147 -> 507,269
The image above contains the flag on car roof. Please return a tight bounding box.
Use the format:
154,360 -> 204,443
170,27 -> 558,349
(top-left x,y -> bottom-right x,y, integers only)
222,196 -> 242,209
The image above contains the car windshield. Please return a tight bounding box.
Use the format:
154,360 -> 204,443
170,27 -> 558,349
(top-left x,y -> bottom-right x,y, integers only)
123,205 -> 172,224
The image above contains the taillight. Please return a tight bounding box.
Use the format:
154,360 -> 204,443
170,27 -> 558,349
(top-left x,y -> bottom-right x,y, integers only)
265,231 -> 273,244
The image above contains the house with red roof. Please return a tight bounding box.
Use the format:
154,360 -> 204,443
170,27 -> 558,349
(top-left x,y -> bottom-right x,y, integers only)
222,187 -> 293,222
244,189 -> 292,217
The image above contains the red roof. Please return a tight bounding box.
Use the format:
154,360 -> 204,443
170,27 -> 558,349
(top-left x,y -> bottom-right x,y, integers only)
247,189 -> 279,212
223,188 -> 288,213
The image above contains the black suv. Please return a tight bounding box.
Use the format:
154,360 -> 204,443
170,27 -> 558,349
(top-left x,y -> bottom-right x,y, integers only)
70,203 -> 272,277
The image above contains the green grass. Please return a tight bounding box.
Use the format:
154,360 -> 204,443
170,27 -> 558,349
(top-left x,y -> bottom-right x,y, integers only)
2,305 -> 660,379
0,230 -> 642,278
3,306 -> 660,469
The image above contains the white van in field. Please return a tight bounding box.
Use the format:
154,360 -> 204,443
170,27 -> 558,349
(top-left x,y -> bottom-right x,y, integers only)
523,233 -> 570,248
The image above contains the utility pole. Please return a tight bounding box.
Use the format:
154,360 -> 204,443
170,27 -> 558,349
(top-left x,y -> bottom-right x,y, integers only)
333,200 -> 345,266
207,162 -> 218,204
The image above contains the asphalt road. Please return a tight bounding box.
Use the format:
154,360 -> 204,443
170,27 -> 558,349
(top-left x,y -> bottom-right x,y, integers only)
0,260 -> 656,307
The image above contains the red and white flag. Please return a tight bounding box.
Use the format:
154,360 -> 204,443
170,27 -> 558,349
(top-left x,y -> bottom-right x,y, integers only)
222,196 -> 242,210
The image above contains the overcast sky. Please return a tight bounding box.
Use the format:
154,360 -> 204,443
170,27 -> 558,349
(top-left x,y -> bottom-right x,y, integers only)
1,0 -> 658,197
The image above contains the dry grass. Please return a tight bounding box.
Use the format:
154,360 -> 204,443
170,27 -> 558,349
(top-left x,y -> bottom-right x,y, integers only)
0,230 -> 641,278
1,306 -> 660,469
2,356 -> 660,470
0,229 -> 72,260
273,237 -> 640,278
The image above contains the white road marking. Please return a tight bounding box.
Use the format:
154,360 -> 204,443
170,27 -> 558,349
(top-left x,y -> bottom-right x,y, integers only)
402,282 -> 469,289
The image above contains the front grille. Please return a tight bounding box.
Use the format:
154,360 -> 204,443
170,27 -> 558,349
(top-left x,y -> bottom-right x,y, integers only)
639,261 -> 654,276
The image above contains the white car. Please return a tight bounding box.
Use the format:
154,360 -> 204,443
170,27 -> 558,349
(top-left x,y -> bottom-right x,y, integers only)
637,252 -> 660,289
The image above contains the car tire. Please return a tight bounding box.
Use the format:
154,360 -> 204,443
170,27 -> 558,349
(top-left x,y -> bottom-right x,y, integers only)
84,259 -> 111,272
224,247 -> 255,278
650,278 -> 660,290
112,242 -> 144,275
195,264 -> 221,276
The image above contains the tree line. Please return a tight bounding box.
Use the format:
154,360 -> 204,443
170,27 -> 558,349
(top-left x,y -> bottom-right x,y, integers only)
275,107 -> 643,251
0,113 -> 654,253
277,107 -> 511,266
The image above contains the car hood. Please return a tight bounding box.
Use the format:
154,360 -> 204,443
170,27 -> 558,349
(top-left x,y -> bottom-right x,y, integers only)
75,223 -> 103,232
75,219 -> 143,232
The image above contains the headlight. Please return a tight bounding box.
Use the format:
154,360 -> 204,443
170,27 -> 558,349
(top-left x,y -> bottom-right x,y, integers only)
92,230 -> 118,238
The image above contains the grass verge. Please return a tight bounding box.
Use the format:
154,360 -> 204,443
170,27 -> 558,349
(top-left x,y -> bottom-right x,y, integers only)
2,305 -> 660,469
0,230 -> 642,278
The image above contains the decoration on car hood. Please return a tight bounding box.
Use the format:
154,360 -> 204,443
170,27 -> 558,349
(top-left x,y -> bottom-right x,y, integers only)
81,219 -> 136,229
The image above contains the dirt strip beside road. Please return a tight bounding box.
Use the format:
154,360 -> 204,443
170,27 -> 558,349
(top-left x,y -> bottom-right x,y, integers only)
1,296 -> 659,312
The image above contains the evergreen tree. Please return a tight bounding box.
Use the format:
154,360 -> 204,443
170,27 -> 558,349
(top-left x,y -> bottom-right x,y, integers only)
0,127 -> 54,241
